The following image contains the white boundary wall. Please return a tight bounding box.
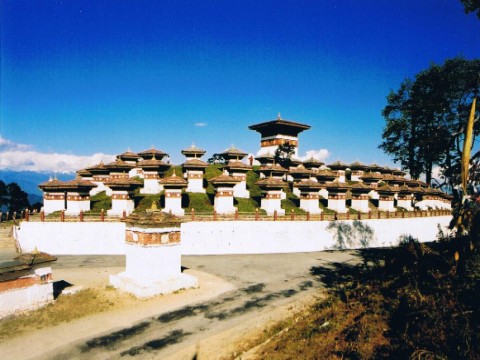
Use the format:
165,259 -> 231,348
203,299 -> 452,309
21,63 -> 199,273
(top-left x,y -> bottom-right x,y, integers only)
15,216 -> 451,255
16,222 -> 126,255
181,216 -> 451,255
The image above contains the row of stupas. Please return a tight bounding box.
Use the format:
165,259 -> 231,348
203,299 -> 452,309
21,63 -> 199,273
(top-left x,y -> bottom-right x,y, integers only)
38,114 -> 452,217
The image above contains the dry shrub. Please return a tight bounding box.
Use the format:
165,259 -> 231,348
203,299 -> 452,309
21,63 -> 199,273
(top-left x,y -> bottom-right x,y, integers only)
257,238 -> 480,359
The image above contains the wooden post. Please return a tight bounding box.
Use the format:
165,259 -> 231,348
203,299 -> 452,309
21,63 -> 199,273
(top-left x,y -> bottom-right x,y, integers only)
334,212 -> 338,221
235,208 -> 239,220
0,211 -> 2,223
60,210 -> 65,222
40,211 -> 45,222
122,210 -> 127,220
306,211 -> 310,221
274,210 -> 278,221
213,210 -> 217,221
321,212 -> 324,221
80,210 -> 84,222
291,208 -> 295,221
386,211 -> 389,219
346,211 -> 350,220
358,212 -> 361,220
402,211 -> 405,218
100,209 -> 105,222
255,208 -> 259,221
368,211 -> 372,219
191,208 -> 195,221
25,210 -> 29,222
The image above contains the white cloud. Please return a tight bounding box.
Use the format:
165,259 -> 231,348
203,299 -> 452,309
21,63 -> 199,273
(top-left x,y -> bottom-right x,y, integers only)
0,135 -> 31,151
300,149 -> 331,163
194,122 -> 208,127
0,136 -> 115,173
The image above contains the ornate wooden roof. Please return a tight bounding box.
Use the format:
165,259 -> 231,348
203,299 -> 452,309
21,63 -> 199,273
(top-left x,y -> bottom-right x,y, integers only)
256,177 -> 288,190
249,114 -> 310,137
159,173 -> 188,188
116,150 -> 140,161
181,144 -> 206,157
138,147 -> 168,160
182,158 -> 209,169
216,146 -> 248,160
209,173 -> 241,186
225,160 -> 252,171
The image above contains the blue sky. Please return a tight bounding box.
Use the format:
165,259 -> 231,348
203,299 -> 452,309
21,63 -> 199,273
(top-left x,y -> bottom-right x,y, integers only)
1,0 -> 479,173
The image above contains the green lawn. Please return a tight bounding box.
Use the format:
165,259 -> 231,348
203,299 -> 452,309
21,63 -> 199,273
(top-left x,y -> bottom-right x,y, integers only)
90,191 -> 112,212
184,192 -> 214,213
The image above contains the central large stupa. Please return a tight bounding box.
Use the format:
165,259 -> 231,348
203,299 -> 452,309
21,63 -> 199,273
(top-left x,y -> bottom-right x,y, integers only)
249,113 -> 310,157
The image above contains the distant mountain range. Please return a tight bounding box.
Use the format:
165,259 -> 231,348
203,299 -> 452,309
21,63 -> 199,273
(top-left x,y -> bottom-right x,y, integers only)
0,170 -> 75,205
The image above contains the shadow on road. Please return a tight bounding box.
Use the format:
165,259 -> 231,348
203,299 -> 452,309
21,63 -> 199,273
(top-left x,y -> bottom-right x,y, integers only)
310,248 -> 397,291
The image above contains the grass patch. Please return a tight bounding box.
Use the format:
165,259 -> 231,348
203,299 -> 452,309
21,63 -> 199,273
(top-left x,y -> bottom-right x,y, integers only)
256,294 -> 388,359
235,197 -> 261,213
281,198 -> 307,215
90,191 -> 111,212
164,166 -> 182,177
0,287 -> 128,340
348,207 -> 358,214
205,164 -> 223,180
246,170 -> 262,198
184,193 -> 213,213
204,164 -> 223,195
134,193 -> 162,212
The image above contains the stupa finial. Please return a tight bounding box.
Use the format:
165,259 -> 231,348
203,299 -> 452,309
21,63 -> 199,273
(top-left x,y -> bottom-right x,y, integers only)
150,201 -> 158,211
277,112 -> 281,120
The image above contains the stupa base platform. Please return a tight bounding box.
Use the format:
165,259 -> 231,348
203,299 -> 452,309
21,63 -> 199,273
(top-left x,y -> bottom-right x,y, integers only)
109,272 -> 198,298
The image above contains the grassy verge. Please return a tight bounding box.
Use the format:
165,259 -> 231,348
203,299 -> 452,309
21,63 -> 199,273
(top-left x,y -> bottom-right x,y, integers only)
0,287 -> 134,340
247,241 -> 480,359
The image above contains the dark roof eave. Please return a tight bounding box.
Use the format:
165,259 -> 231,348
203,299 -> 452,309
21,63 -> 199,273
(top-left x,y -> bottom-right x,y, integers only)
249,119 -> 311,132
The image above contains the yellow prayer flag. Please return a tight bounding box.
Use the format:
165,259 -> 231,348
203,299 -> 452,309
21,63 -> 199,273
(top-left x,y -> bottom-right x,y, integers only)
461,97 -> 477,195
